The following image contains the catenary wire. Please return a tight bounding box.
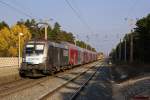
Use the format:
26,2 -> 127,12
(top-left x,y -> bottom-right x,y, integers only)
64,0 -> 94,34
0,0 -> 34,19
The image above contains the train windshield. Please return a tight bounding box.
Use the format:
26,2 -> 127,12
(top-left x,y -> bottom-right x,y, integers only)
25,44 -> 45,55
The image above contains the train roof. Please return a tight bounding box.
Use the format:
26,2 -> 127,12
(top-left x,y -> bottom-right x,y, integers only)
26,40 -> 96,53
48,41 -> 68,49
27,40 -> 46,44
61,41 -> 77,49
26,40 -> 68,49
61,41 -> 96,53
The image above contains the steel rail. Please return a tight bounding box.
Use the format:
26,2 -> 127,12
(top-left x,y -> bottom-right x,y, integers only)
70,64 -> 100,100
39,62 -> 100,100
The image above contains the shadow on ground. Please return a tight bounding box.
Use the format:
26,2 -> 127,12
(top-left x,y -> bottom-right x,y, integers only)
57,66 -> 113,100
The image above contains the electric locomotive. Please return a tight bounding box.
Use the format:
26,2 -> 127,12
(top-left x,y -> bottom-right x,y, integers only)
19,40 -> 97,77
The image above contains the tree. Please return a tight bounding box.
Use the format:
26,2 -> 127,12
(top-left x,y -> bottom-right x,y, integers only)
57,31 -> 75,43
0,24 -> 32,57
24,19 -> 41,39
50,22 -> 61,42
134,14 -> 150,62
110,13 -> 150,63
11,24 -> 32,56
0,20 -> 96,56
0,21 -> 9,30
0,27 -> 11,56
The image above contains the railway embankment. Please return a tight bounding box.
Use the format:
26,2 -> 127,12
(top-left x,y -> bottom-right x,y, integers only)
111,63 -> 150,99
0,67 -> 21,85
111,64 -> 150,82
0,57 -> 22,85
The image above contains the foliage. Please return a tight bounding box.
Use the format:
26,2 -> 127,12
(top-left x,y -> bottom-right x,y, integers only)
0,23 -> 31,57
0,27 -> 11,56
0,21 -> 9,30
48,22 -> 60,42
0,19 -> 96,56
110,13 -> 150,63
76,40 -> 96,51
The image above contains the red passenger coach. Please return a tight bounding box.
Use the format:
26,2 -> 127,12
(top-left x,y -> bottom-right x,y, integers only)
89,51 -> 92,62
87,51 -> 93,62
63,42 -> 78,65
83,50 -> 88,63
77,47 -> 83,65
69,47 -> 78,65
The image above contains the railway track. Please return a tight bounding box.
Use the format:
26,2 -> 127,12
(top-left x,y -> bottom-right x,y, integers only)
0,61 -> 99,99
39,62 -> 101,100
70,66 -> 99,100
0,77 -> 50,98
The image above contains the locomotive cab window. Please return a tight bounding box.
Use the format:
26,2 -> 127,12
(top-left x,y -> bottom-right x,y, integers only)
25,44 -> 34,54
25,44 -> 45,55
35,44 -> 45,54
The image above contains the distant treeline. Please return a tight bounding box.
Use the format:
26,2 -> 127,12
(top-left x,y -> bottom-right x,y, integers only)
110,13 -> 150,64
0,19 -> 96,57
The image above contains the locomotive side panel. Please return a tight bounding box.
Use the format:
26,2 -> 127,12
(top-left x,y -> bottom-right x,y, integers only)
47,45 -> 54,69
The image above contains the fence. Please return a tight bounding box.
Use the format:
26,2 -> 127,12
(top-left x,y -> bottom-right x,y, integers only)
0,57 -> 22,68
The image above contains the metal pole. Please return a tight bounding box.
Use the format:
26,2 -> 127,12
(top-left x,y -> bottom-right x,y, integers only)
74,39 -> 76,46
18,33 -> 23,68
18,34 -> 20,68
45,25 -> 48,40
124,39 -> 127,62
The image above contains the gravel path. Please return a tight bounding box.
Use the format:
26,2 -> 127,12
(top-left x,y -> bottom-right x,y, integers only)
75,64 -> 113,100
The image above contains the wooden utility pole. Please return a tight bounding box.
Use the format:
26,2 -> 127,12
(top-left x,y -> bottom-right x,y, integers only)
130,33 -> 133,63
124,39 -> 127,62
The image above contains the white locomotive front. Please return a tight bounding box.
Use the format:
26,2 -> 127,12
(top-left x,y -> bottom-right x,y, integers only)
24,43 -> 46,64
19,41 -> 48,77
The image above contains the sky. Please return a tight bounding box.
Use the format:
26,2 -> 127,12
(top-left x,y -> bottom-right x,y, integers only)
0,0 -> 150,55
